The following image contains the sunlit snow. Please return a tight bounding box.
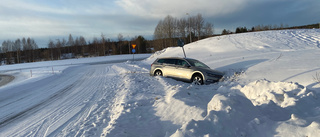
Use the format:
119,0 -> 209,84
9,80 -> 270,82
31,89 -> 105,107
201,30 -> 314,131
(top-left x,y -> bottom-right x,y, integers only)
0,29 -> 320,137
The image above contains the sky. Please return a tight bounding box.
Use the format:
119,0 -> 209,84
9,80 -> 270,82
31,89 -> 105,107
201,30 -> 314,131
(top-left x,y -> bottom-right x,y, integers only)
0,0 -> 319,48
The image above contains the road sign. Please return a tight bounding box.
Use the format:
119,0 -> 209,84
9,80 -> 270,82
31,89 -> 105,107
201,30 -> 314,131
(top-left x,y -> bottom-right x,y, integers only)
177,39 -> 184,47
132,44 -> 136,62
178,39 -> 186,58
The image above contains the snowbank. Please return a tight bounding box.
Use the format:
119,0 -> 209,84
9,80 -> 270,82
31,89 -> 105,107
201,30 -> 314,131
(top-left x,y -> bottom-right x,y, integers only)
144,29 -> 320,136
170,80 -> 320,137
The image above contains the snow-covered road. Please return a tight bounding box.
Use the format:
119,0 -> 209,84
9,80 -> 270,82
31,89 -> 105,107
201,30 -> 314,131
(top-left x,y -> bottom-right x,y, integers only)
0,54 -> 157,137
0,64 -> 117,136
0,61 -> 151,136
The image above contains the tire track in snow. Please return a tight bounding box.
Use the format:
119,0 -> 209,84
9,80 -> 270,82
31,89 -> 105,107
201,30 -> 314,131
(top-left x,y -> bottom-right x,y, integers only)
289,30 -> 320,48
0,64 -> 121,137
61,65 -> 121,137
0,66 -> 88,136
44,65 -> 118,136
0,68 -> 81,129
100,63 -> 182,136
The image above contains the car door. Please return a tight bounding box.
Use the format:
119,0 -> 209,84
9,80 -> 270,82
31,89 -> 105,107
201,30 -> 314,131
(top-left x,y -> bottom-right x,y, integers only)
162,59 -> 177,77
174,59 -> 193,80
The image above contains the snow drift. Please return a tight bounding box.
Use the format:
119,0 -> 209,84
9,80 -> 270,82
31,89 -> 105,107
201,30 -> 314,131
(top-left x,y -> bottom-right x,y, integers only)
146,29 -> 320,137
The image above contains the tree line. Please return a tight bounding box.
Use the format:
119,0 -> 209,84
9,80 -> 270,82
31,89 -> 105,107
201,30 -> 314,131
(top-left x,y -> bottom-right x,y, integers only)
153,13 -> 214,51
222,23 -> 290,35
1,37 -> 39,64
0,34 -> 150,65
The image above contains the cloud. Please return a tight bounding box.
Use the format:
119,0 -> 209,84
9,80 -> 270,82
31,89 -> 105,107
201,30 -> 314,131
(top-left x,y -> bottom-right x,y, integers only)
205,0 -> 320,34
0,0 -> 319,47
0,0 -> 123,38
0,0 -> 74,15
116,0 -> 248,18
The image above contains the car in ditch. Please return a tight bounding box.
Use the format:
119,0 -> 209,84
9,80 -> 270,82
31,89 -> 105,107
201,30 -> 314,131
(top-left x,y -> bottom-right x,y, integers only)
150,57 -> 224,85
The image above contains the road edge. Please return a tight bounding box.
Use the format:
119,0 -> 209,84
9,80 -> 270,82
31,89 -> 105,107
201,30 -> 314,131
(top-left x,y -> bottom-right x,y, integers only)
0,75 -> 15,87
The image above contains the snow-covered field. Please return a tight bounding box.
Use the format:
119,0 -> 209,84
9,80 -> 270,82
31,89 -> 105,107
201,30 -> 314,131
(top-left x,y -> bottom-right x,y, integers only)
1,29 -> 320,137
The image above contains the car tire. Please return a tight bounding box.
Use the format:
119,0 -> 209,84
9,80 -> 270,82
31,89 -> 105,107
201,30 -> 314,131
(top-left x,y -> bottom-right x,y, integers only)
154,70 -> 163,76
192,74 -> 203,85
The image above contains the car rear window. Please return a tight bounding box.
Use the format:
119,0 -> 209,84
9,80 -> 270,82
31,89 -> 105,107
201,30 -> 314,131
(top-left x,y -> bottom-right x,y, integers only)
157,59 -> 165,63
163,59 -> 176,64
157,59 -> 176,65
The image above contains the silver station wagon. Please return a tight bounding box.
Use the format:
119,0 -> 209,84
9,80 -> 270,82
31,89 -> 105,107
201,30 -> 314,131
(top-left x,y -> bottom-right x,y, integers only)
150,57 -> 224,85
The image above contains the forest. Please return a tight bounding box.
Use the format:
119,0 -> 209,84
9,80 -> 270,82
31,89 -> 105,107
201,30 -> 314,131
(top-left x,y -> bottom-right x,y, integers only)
0,34 -> 149,64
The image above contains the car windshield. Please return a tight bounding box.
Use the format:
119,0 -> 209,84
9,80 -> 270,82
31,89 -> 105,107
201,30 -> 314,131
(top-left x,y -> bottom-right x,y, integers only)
186,59 -> 210,68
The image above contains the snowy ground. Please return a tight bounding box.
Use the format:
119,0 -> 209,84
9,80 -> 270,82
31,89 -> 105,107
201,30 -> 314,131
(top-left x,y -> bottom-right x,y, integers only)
0,29 -> 320,137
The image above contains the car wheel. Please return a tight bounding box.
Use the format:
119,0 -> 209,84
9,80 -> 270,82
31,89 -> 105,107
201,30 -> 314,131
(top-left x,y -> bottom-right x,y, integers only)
154,70 -> 163,76
192,74 -> 203,85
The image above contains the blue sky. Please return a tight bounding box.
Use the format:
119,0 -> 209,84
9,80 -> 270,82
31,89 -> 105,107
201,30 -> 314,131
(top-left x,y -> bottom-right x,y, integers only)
1,0 -> 319,48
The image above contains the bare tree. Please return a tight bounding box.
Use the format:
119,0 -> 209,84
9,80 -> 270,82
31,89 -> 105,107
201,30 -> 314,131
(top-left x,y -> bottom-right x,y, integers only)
74,37 -> 80,56
92,37 -> 100,56
48,40 -> 55,60
106,38 -> 112,55
195,13 -> 204,40
154,20 -> 165,50
61,38 -> 67,47
30,38 -> 38,62
111,41 -> 117,55
189,15 -> 196,41
153,13 -> 214,50
203,22 -> 214,37
22,37 -> 27,51
56,39 -> 62,59
25,38 -> 33,62
101,33 -> 106,56
118,33 -> 124,54
67,34 -> 74,47
153,15 -> 178,49
79,36 -> 87,56
14,39 -> 21,63
177,18 -> 187,39
2,40 -> 13,64
31,39 -> 38,49
163,15 -> 177,46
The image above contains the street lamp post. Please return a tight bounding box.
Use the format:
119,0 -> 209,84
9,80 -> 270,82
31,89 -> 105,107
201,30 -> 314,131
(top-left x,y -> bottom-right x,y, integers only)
186,13 -> 192,43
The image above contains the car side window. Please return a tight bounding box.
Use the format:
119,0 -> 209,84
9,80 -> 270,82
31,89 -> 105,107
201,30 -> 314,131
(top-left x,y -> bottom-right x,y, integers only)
157,59 -> 165,64
176,59 -> 188,67
163,59 -> 176,65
